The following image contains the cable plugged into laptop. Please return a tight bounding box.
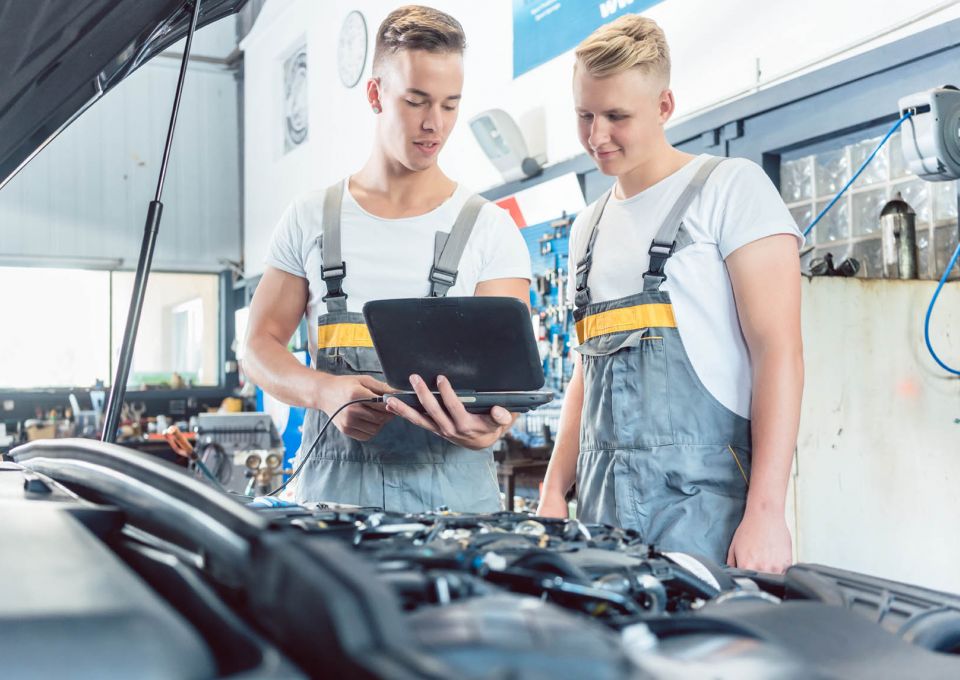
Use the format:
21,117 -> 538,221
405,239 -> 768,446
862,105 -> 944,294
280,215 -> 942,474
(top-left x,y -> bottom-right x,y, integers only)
268,397 -> 384,497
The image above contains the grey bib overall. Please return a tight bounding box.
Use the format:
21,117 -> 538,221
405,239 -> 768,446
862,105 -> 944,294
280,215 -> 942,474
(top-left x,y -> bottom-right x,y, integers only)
573,157 -> 752,562
293,181 -> 502,513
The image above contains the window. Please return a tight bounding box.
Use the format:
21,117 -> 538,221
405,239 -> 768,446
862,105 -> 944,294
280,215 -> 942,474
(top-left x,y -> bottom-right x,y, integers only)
780,130 -> 959,280
171,298 -> 205,378
111,272 -> 220,388
0,267 -> 220,389
0,267 -> 111,388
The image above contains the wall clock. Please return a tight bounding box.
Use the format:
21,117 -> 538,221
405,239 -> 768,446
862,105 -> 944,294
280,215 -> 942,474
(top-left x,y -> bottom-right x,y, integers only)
338,10 -> 367,88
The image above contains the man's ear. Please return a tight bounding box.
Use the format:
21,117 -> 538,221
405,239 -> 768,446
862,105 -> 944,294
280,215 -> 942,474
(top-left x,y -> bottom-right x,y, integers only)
659,88 -> 676,125
366,77 -> 382,113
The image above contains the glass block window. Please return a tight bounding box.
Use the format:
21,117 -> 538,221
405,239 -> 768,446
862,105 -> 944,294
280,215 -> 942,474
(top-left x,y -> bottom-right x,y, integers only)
781,130 -> 959,280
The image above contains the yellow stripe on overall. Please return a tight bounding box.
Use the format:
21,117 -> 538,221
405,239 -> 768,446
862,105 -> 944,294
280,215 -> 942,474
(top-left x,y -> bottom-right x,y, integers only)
317,323 -> 373,349
576,303 -> 677,344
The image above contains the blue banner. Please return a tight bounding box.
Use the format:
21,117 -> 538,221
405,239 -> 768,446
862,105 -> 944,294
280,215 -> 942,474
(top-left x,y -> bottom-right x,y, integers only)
513,0 -> 664,78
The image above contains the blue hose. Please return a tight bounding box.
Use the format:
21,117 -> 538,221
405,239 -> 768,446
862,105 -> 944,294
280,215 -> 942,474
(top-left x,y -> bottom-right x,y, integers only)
798,108 -> 959,375
803,111 -> 915,239
923,240 -> 960,376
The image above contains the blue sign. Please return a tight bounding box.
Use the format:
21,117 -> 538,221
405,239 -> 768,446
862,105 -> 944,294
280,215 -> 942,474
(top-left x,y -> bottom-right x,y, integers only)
513,0 -> 664,78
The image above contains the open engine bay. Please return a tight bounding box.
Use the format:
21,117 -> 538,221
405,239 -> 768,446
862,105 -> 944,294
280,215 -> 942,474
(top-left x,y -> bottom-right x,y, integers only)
5,439 -> 960,679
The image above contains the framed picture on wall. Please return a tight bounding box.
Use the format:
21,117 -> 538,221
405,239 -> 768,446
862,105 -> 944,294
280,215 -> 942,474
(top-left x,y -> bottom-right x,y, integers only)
282,43 -> 308,153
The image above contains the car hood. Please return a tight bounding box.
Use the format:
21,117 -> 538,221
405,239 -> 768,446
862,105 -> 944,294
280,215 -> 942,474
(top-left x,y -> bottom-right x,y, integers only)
0,0 -> 246,191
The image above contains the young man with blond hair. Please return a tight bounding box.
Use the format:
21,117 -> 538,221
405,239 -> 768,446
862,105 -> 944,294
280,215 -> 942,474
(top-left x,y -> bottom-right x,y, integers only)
538,15 -> 804,573
244,6 -> 530,512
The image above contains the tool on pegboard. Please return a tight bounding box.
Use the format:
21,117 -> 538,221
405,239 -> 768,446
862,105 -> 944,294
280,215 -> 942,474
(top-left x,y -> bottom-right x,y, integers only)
521,212 -> 577,395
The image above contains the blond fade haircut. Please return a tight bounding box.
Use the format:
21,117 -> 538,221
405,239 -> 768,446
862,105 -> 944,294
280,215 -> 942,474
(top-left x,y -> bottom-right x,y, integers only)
575,14 -> 670,84
373,5 -> 466,75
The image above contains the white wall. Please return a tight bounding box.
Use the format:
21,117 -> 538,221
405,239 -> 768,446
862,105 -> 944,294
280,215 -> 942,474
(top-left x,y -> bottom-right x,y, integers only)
242,0 -> 960,276
797,277 -> 960,593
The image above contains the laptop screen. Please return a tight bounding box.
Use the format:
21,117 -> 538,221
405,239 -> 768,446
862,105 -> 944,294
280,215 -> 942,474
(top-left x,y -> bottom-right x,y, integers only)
362,297 -> 545,392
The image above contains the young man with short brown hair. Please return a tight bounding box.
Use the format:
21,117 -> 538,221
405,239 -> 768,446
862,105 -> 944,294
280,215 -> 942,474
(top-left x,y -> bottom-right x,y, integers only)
244,6 -> 530,512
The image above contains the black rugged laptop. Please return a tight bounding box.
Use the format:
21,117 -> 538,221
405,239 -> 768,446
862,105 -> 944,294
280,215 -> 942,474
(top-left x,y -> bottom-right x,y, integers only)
362,297 -> 554,414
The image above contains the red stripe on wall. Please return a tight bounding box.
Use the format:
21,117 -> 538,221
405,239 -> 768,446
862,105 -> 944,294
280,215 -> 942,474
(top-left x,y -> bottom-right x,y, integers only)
495,196 -> 526,228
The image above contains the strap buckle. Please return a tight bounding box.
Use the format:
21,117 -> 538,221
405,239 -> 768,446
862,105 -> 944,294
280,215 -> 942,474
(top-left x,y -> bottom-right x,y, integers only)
648,240 -> 676,259
429,265 -> 458,288
647,240 -> 676,277
321,261 -> 347,302
320,262 -> 346,281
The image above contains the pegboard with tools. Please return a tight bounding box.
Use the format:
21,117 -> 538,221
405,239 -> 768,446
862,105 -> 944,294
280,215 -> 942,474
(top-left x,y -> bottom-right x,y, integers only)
520,213 -> 577,396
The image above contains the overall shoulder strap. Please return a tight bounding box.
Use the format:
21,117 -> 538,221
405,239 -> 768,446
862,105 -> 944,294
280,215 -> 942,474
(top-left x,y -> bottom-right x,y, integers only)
429,193 -> 487,297
573,188 -> 613,308
643,156 -> 726,292
320,180 -> 348,313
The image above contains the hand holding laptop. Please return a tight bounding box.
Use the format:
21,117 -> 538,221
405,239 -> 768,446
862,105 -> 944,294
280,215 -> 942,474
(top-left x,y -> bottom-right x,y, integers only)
317,374 -> 394,442
384,373 -> 513,450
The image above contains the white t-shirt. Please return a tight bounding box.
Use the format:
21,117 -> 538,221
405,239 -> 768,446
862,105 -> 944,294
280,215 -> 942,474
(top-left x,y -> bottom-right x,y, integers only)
567,154 -> 802,418
267,180 -> 532,359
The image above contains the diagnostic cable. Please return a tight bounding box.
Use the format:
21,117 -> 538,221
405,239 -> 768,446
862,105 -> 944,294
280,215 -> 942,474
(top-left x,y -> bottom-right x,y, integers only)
268,397 -> 384,497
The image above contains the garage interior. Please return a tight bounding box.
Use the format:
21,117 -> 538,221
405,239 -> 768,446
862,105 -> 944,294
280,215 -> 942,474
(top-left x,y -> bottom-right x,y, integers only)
2,1 -> 960,677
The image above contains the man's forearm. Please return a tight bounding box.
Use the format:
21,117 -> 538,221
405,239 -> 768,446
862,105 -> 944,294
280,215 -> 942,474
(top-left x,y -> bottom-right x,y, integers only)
541,358 -> 584,498
745,345 -> 804,513
242,336 -> 328,411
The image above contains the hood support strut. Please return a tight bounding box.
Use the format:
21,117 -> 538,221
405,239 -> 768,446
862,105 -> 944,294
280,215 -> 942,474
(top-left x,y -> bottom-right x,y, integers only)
102,0 -> 203,442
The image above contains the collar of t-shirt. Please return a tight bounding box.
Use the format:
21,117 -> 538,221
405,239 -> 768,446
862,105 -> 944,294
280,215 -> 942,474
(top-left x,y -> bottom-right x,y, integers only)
341,180 -> 467,223
605,154 -> 708,211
